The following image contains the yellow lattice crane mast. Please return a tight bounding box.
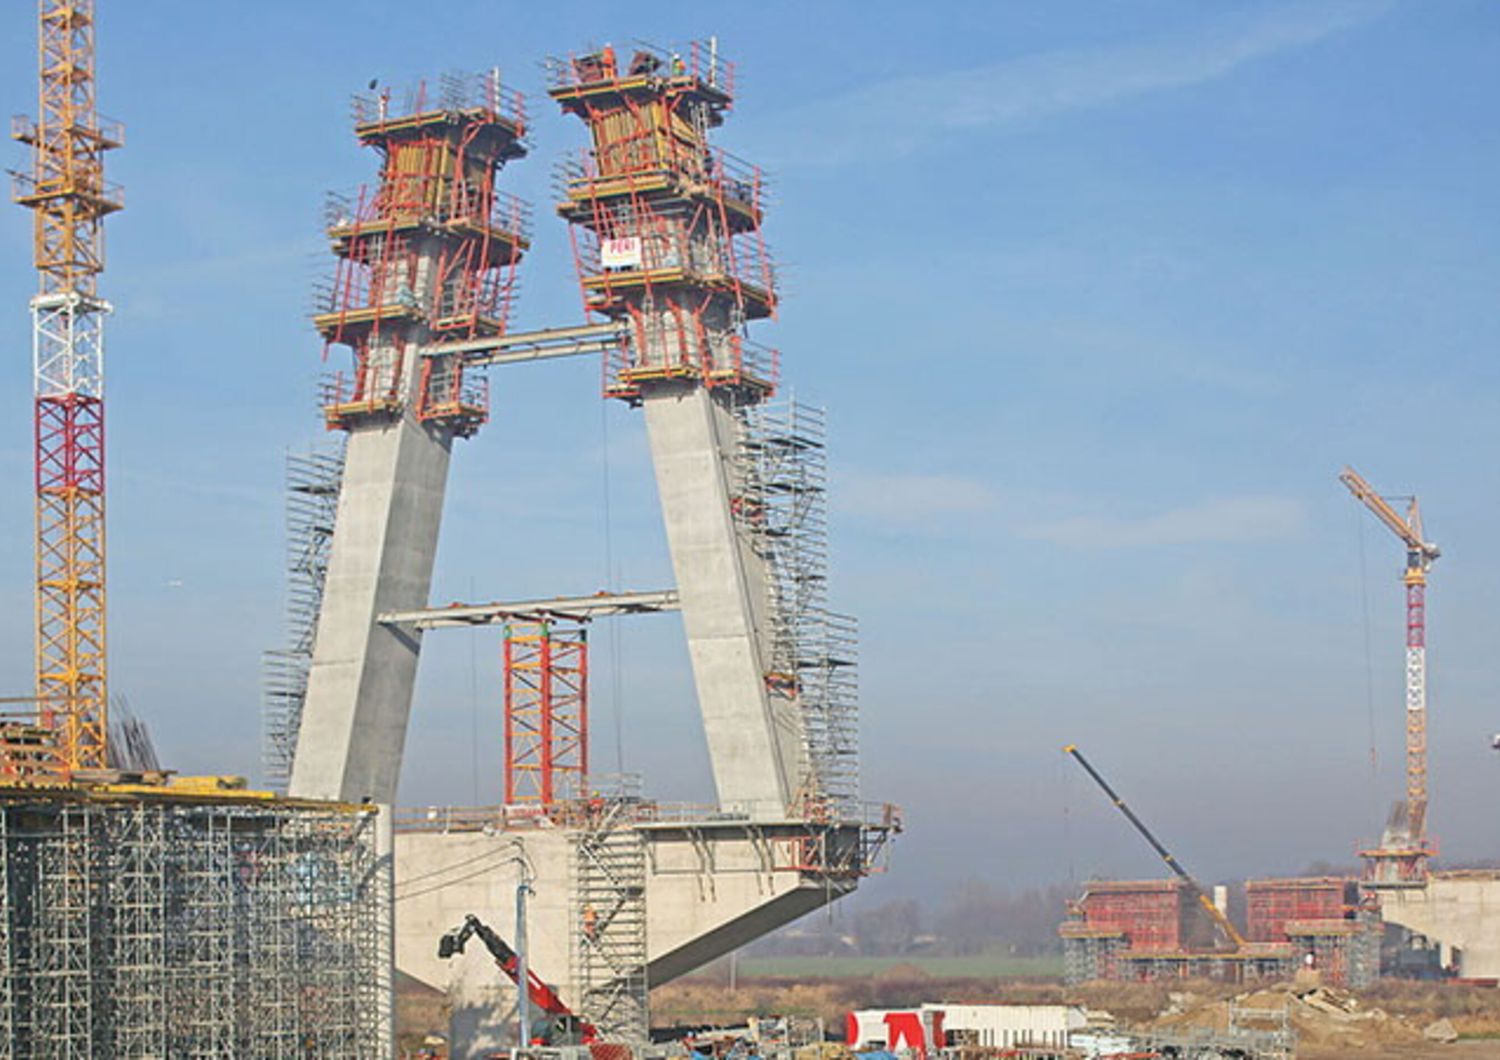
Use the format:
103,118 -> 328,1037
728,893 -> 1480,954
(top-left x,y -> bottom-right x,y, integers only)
9,0 -> 123,777
1340,465 -> 1439,884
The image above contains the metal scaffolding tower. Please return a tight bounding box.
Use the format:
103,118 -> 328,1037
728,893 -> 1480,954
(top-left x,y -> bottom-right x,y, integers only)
10,0 -> 124,778
0,791 -> 385,1057
573,802 -> 648,1042
736,399 -> 859,817
104,803 -> 166,1052
263,444 -> 346,791
503,622 -> 589,808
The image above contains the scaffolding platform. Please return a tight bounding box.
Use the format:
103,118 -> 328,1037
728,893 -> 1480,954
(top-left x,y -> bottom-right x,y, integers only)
555,145 -> 764,233
350,71 -> 528,159
0,781 -> 386,1056
545,41 -> 734,114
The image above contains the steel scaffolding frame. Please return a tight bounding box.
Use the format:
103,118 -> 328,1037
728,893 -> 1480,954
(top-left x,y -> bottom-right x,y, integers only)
0,793 -> 383,1058
33,803 -> 93,1052
573,802 -> 648,1042
0,809 -> 10,1060
1059,930 -> 1127,985
735,399 -> 859,816
263,443 -> 346,791
503,622 -> 589,808
1284,916 -> 1382,989
105,803 -> 165,1054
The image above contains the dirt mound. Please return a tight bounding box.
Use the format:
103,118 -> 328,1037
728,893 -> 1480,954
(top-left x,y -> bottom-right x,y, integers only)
1150,983 -> 1425,1053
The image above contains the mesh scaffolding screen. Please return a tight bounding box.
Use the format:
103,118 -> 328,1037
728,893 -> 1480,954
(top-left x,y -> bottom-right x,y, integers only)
0,793 -> 384,1057
735,399 -> 859,817
262,443 -> 346,791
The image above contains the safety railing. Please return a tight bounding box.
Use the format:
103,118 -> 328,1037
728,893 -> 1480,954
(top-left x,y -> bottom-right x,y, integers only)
416,360 -> 489,435
448,182 -> 532,243
392,797 -> 900,834
705,334 -> 778,391
570,209 -> 776,300
325,182 -> 532,244
10,169 -> 124,210
544,39 -> 734,99
319,369 -> 403,427
11,113 -> 125,148
555,145 -> 765,217
350,70 -> 527,135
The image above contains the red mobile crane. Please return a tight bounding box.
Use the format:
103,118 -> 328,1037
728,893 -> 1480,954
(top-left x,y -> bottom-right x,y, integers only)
438,914 -> 596,1046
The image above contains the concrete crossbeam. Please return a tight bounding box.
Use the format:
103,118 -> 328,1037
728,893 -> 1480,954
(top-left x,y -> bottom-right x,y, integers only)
380,589 -> 680,629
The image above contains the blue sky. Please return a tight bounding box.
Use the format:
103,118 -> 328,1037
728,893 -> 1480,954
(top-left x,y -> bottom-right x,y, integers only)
2,1 -> 1499,900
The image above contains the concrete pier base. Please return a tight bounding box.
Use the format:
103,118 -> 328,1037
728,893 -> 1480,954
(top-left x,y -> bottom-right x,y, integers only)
394,818 -> 863,1056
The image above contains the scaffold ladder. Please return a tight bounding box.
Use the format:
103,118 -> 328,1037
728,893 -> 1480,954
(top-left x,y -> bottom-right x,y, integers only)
573,810 -> 648,1041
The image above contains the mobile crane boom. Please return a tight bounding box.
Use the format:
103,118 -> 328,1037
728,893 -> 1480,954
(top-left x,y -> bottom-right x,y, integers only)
438,914 -> 596,1043
1063,744 -> 1246,949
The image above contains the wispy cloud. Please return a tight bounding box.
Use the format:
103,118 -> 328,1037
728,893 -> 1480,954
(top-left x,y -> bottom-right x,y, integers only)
1023,495 -> 1305,549
839,472 -> 999,528
758,1 -> 1392,167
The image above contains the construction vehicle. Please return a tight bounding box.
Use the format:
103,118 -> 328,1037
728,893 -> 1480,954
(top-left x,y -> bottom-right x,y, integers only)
1063,743 -> 1246,950
438,914 -> 596,1046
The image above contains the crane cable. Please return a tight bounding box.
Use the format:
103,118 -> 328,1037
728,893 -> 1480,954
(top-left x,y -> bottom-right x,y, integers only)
469,572 -> 481,805
1356,506 -> 1380,788
1061,747 -> 1075,886
601,399 -> 625,776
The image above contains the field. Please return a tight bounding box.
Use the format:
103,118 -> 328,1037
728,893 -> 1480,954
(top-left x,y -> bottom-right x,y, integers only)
734,953 -> 1063,980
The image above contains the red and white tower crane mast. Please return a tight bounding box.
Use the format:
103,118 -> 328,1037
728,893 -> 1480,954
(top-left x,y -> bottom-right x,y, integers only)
1340,465 -> 1440,884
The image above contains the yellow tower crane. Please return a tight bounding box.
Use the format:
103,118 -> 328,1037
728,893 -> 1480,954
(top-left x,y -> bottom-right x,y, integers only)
9,0 -> 123,777
1339,465 -> 1439,884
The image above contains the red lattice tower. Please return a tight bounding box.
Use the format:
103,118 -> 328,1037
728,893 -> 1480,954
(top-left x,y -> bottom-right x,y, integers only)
503,623 -> 588,807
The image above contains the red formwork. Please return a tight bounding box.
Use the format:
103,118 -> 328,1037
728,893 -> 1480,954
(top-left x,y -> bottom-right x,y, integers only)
1076,880 -> 1192,953
1245,877 -> 1359,943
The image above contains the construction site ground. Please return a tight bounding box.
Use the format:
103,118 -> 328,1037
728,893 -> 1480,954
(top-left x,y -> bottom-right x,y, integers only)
643,970 -> 1500,1057
397,968 -> 1500,1055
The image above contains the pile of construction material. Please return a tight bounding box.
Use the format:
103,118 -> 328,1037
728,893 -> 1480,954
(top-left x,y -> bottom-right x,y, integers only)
1149,982 -> 1426,1054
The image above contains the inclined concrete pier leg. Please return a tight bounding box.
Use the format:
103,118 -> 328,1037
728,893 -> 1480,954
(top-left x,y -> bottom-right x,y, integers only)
641,383 -> 805,817
289,413 -> 453,804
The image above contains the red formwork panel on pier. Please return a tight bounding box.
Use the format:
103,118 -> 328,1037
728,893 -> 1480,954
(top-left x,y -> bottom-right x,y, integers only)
1245,877 -> 1359,942
1076,880 -> 1191,954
